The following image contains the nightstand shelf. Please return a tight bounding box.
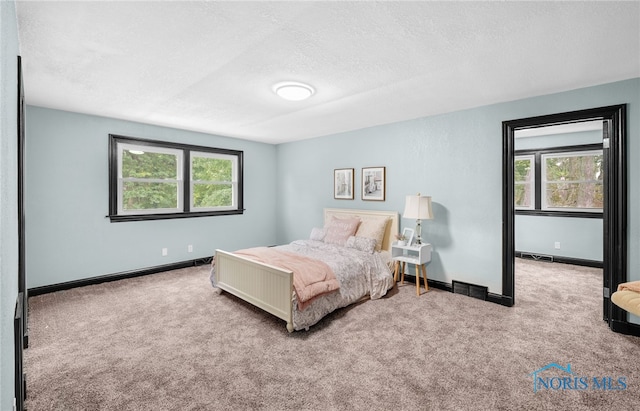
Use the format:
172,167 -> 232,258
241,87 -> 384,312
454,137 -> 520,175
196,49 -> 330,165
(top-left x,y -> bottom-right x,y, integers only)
392,243 -> 432,296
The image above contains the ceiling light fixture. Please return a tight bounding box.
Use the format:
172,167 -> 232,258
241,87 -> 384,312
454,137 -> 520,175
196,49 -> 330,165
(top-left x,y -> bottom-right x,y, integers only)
273,81 -> 315,101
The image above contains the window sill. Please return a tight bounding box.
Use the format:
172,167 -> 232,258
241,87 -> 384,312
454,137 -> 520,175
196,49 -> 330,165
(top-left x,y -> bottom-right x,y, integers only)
108,209 -> 244,222
515,209 -> 602,219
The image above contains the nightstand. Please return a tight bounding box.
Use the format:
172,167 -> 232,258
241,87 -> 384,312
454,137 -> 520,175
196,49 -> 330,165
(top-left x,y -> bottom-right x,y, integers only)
392,243 -> 432,296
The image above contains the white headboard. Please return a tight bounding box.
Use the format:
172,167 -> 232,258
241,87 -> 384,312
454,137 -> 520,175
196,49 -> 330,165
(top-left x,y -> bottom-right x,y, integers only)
323,208 -> 399,252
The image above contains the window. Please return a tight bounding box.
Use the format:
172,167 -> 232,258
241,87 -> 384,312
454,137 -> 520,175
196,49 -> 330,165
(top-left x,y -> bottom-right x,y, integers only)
514,144 -> 602,217
109,135 -> 243,222
190,151 -> 238,211
514,155 -> 534,210
118,144 -> 184,215
542,150 -> 603,212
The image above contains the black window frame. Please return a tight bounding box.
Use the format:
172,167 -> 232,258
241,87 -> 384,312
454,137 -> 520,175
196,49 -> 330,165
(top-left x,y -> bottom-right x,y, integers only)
108,134 -> 244,222
515,143 -> 603,219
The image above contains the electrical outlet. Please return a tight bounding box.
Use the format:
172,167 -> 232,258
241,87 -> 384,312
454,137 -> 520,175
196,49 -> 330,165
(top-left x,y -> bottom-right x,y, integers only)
554,242 -> 561,250
188,244 -> 193,253
162,248 -> 168,256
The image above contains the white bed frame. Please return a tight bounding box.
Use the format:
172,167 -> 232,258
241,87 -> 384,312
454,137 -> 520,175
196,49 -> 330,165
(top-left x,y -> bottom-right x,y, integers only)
214,208 -> 399,332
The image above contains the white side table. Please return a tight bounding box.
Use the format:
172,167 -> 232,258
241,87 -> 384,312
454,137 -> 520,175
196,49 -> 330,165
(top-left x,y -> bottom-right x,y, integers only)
392,243 -> 432,296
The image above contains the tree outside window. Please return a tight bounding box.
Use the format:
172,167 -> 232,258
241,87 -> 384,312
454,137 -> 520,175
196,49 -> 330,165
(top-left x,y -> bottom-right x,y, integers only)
542,151 -> 603,211
121,147 -> 182,212
515,155 -> 534,209
191,153 -> 237,210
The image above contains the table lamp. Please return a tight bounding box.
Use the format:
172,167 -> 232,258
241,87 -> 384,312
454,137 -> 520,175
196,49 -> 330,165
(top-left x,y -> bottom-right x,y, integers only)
403,193 -> 433,244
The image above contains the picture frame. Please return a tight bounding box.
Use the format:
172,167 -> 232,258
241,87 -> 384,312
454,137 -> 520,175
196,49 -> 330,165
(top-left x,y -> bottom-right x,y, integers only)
334,168 -> 354,200
402,228 -> 414,246
362,166 -> 385,201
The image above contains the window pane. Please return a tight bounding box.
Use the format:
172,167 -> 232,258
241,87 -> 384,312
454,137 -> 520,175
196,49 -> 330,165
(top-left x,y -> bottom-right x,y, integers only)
514,156 -> 534,208
545,182 -> 603,209
192,183 -> 233,208
123,181 -> 178,210
514,158 -> 532,182
543,150 -> 603,211
122,150 -> 178,179
192,156 -> 232,182
545,154 -> 602,182
514,184 -> 531,208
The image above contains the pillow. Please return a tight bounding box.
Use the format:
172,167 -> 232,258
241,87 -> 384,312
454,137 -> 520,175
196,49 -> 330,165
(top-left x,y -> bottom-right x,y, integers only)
354,216 -> 390,252
324,216 -> 361,246
346,236 -> 377,254
309,227 -> 327,242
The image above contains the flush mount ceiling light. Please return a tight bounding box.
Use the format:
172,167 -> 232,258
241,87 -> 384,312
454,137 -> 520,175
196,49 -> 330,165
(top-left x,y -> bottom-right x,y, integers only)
273,81 -> 315,101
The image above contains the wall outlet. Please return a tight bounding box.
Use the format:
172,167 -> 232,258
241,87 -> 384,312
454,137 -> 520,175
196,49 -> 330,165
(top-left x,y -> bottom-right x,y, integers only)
162,248 -> 168,256
188,245 -> 193,253
554,242 -> 561,250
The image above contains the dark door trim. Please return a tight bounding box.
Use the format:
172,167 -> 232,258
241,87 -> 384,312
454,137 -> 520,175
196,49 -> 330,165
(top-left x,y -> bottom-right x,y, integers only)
17,56 -> 27,343
16,55 -> 27,410
502,105 -> 628,333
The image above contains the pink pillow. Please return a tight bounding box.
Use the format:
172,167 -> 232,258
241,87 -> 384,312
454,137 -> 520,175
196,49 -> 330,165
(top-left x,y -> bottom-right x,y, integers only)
324,216 -> 361,246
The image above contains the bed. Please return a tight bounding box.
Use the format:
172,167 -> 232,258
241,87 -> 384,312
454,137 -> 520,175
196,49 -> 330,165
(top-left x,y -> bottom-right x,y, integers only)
211,208 -> 399,332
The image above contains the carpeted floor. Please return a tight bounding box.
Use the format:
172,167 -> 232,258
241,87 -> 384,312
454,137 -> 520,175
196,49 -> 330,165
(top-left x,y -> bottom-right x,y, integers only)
25,259 -> 640,410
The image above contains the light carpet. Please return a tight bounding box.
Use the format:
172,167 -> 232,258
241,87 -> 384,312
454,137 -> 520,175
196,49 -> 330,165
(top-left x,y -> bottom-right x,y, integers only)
24,259 -> 640,410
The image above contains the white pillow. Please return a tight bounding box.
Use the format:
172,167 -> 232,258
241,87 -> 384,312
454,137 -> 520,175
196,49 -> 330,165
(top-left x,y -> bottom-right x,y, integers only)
309,227 -> 327,242
346,236 -> 377,254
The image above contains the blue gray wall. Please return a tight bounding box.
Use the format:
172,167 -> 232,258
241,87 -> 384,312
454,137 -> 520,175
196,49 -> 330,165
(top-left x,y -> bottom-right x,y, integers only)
275,78 -> 640,305
1,1 -> 20,409
19,67 -> 640,371
25,107 -> 278,288
515,129 -> 603,261
516,216 -> 602,261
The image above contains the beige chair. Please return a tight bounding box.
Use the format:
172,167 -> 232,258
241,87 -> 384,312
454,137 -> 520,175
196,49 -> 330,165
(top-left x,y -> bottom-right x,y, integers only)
611,281 -> 640,317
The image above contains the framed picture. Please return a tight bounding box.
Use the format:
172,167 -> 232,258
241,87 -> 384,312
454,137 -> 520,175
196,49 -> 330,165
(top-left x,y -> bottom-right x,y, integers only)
362,166 -> 385,201
402,228 -> 414,246
334,168 -> 354,200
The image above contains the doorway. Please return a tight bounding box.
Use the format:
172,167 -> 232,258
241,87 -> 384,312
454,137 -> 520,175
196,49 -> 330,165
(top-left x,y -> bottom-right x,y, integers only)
502,105 -> 629,334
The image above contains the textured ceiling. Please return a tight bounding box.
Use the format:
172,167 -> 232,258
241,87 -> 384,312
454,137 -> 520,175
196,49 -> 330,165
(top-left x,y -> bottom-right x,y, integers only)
15,1 -> 640,144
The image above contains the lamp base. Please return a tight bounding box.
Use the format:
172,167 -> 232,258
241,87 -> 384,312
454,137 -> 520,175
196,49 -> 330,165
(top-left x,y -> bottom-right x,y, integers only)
415,220 -> 422,245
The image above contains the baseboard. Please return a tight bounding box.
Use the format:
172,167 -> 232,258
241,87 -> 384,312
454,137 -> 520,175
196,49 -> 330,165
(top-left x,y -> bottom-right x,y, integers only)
516,251 -> 603,268
403,275 -> 513,307
28,257 -> 212,297
487,293 -> 514,307
398,275 -> 451,292
610,319 -> 640,337
426,278 -> 451,292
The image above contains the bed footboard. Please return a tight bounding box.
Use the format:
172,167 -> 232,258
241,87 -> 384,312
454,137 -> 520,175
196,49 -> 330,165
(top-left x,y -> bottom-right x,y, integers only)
214,249 -> 294,332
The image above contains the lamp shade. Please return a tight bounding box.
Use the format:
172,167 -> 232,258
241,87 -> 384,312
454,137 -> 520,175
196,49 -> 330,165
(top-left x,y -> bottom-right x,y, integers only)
403,194 -> 433,220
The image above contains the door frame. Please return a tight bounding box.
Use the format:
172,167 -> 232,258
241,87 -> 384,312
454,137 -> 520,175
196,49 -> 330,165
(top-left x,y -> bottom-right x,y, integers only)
16,55 -> 27,410
502,105 -> 628,332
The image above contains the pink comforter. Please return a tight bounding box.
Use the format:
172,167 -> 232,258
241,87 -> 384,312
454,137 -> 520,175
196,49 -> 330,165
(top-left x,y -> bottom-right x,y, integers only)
233,247 -> 340,311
